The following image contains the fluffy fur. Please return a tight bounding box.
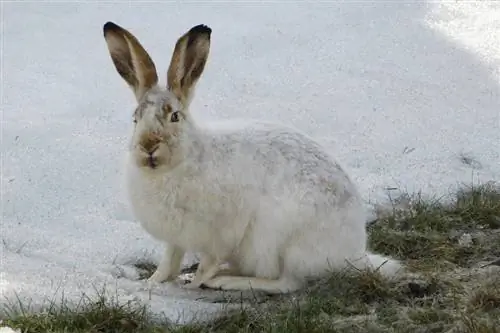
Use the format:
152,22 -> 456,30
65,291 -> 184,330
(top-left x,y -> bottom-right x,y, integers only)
103,22 -> 402,294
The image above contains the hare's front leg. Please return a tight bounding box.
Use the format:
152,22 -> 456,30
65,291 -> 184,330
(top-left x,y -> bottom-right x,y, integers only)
184,255 -> 240,289
148,243 -> 184,283
183,254 -> 216,289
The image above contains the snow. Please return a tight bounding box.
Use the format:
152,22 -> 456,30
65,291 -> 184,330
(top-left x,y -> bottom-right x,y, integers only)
0,326 -> 20,333
1,0 -> 499,325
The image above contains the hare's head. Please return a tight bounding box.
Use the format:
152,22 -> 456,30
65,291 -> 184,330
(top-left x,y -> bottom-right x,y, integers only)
103,22 -> 211,171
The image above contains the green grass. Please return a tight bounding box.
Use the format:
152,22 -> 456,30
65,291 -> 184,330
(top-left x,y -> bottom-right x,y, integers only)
1,292 -> 164,333
369,182 -> 500,269
2,182 -> 500,333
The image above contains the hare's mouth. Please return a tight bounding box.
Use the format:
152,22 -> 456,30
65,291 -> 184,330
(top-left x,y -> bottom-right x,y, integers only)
147,156 -> 158,169
136,155 -> 161,169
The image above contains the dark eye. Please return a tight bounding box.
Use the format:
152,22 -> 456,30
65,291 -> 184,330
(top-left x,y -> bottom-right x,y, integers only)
170,111 -> 180,123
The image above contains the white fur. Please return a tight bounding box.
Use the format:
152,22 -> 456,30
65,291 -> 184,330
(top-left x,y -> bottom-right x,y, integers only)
126,99 -> 402,293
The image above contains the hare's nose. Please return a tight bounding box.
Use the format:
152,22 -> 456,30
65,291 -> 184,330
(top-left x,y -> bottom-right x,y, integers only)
141,145 -> 158,156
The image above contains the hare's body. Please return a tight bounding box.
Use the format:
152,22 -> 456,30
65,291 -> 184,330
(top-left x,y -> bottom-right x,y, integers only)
103,22 -> 401,293
128,119 -> 368,279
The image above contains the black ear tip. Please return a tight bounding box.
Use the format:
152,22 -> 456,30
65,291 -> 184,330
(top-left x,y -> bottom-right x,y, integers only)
189,24 -> 212,37
103,21 -> 120,35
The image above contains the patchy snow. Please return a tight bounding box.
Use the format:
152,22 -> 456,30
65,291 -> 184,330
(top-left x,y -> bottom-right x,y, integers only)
1,1 -> 499,325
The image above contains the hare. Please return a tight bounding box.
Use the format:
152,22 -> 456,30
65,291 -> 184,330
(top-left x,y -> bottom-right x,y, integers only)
103,22 -> 401,294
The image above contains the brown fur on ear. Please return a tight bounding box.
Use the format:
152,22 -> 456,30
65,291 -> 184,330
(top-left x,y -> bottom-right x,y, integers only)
103,22 -> 158,101
167,24 -> 211,107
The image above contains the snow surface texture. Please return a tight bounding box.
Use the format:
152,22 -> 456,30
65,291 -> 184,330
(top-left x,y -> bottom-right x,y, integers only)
2,1 -> 499,325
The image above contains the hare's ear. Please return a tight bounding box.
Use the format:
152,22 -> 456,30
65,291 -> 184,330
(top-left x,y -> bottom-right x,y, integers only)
167,24 -> 211,107
103,22 -> 158,102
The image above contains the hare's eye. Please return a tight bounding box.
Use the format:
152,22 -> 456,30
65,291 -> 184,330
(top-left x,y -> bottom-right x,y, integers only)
170,111 -> 180,123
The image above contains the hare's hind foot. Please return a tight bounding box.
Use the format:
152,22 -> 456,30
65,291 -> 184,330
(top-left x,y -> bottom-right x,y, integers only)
201,275 -> 302,294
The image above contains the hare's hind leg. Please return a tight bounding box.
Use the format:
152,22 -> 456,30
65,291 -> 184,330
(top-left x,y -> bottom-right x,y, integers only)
201,274 -> 302,294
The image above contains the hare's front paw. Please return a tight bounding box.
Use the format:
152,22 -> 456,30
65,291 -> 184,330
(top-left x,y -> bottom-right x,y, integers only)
182,279 -> 203,289
147,268 -> 172,283
148,265 -> 178,283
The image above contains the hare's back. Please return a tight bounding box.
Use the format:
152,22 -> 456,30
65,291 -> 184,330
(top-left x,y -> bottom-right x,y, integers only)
204,120 -> 357,200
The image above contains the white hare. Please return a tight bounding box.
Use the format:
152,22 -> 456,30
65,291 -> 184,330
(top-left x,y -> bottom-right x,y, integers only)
103,22 -> 401,294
